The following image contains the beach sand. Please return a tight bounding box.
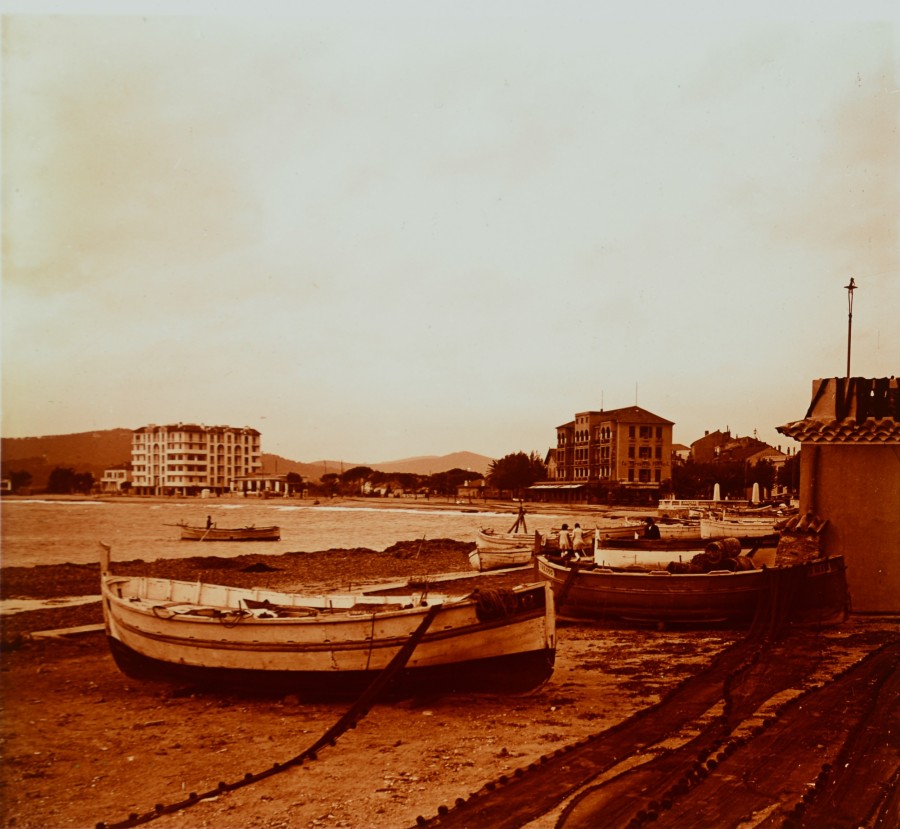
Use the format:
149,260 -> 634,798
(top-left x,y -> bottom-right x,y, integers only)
1,540 -> 896,829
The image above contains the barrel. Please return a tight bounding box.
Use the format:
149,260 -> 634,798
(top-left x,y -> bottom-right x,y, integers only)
705,537 -> 742,563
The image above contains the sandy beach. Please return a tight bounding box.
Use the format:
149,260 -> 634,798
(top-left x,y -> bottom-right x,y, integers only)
1,532 -> 897,829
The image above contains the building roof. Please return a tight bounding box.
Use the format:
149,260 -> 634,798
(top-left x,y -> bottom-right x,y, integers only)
777,417 -> 900,444
557,406 -> 674,430
133,423 -> 261,436
777,377 -> 900,444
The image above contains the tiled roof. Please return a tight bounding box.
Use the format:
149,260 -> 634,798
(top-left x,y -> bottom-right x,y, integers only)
576,406 -> 674,425
777,417 -> 900,444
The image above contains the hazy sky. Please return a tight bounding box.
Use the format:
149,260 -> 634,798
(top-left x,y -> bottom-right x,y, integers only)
3,2 -> 898,464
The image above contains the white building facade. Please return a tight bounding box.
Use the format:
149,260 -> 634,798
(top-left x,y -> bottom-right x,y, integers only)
131,424 -> 262,496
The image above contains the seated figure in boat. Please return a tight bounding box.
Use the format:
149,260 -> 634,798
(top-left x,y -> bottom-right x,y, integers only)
643,517 -> 661,540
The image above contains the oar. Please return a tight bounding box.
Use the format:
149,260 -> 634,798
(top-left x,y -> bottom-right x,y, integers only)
555,560 -> 582,611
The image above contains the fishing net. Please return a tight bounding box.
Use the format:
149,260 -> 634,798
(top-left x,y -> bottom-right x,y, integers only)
469,588 -> 520,622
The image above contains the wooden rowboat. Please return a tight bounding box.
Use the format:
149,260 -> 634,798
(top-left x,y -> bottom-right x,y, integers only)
175,522 -> 281,542
534,553 -> 847,627
654,520 -> 702,540
700,516 -> 777,540
468,545 -> 534,572
590,535 -> 772,571
100,545 -> 556,698
475,528 -> 535,552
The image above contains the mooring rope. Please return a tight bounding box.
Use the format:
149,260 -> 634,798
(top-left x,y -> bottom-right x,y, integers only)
96,605 -> 441,829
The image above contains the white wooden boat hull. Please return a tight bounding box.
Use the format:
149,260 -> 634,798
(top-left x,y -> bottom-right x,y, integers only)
656,522 -> 702,540
593,522 -> 647,541
475,529 -> 536,552
700,518 -> 776,539
468,547 -> 534,572
102,574 -> 555,698
592,546 -> 702,571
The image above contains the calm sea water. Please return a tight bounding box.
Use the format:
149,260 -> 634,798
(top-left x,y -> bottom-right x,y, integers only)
0,499 -> 609,568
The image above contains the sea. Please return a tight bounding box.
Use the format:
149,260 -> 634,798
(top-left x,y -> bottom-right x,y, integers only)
0,498 -> 611,569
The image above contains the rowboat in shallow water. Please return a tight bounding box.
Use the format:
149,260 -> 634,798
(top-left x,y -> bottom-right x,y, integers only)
174,522 -> 281,542
100,544 -> 556,698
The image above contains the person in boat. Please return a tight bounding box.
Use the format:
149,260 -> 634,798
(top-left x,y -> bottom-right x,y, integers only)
558,524 -> 572,558
206,515 -> 213,529
643,517 -> 661,540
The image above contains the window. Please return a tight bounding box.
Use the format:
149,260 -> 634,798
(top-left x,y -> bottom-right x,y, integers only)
655,447 -> 662,459
629,426 -> 635,438
628,447 -> 635,458
656,427 -> 662,439
639,469 -> 651,482
640,426 -> 652,439
639,446 -> 652,459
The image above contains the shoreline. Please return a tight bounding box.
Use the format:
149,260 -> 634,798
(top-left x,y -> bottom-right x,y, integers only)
2,544 -> 897,828
1,492 -> 654,517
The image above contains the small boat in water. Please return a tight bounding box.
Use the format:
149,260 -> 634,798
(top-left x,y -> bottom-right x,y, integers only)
174,521 -> 281,542
100,544 -> 556,698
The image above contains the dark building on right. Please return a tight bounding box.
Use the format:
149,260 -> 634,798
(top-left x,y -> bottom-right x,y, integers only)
777,377 -> 899,614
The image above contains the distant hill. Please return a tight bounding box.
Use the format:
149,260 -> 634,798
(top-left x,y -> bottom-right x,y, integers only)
1,429 -> 134,489
366,452 -> 493,476
1,429 -> 493,489
261,451 -> 493,480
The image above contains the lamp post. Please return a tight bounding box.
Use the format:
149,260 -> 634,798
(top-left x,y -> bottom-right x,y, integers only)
844,277 -> 857,377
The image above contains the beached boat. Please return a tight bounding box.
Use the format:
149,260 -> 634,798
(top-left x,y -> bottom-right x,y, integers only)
475,528 -> 535,552
174,522 -> 281,542
700,515 -> 777,539
100,545 -> 556,698
468,543 -> 534,572
591,535 -> 745,571
534,553 -> 847,627
593,520 -> 648,541
654,519 -> 702,540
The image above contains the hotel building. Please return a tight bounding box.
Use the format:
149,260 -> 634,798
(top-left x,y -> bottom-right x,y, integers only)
131,423 -> 262,496
531,405 -> 673,503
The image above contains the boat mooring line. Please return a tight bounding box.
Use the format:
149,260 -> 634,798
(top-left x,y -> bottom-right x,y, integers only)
95,604 -> 441,829
407,575 -> 847,829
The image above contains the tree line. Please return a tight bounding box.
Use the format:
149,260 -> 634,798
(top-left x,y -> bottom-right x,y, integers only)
2,450 -> 800,500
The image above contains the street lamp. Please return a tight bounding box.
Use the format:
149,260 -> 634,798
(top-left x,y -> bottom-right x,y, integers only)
844,278 -> 857,377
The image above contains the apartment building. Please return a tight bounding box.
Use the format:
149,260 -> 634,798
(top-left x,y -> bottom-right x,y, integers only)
131,423 -> 262,496
100,466 -> 132,493
531,405 -> 673,503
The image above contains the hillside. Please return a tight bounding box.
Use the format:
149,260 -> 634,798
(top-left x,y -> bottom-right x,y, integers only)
1,429 -> 493,489
1,429 -> 134,489
261,451 -> 493,480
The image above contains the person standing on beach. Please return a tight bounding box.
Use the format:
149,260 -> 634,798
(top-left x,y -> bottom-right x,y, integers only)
571,523 -> 585,558
558,523 -> 571,558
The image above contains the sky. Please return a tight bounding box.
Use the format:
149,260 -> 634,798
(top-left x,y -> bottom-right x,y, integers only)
2,1 -> 899,465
